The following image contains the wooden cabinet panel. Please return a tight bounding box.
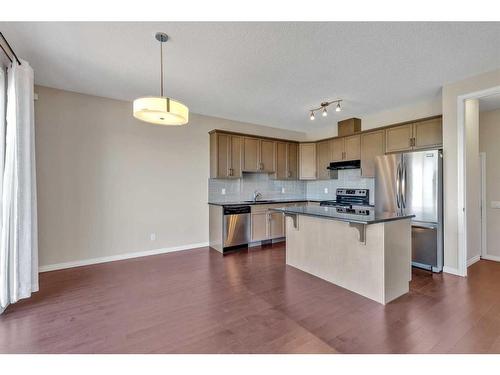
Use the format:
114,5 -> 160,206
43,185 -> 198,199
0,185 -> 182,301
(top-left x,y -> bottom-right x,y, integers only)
260,140 -> 276,172
316,140 -> 332,180
338,118 -> 361,137
287,143 -> 298,180
218,133 -> 231,178
331,137 -> 344,162
413,118 -> 442,150
344,135 -> 361,161
243,137 -> 260,172
385,124 -> 413,153
251,212 -> 268,242
229,136 -> 242,178
269,212 -> 284,239
275,142 -> 288,179
361,130 -> 385,178
299,143 -> 317,180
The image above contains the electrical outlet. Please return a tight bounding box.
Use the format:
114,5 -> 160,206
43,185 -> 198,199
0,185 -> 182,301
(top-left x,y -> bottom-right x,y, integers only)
150,233 -> 156,241
324,188 -> 329,194
281,187 -> 285,194
221,188 -> 226,195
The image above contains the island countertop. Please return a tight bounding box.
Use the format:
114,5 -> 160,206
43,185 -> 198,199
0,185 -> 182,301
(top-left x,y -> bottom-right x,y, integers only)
270,206 -> 414,225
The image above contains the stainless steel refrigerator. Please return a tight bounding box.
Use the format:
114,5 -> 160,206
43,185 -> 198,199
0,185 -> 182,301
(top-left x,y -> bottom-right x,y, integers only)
375,150 -> 443,272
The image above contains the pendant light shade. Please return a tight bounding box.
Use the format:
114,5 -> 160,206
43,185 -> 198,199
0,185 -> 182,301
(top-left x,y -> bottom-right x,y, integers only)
133,97 -> 188,125
133,32 -> 189,126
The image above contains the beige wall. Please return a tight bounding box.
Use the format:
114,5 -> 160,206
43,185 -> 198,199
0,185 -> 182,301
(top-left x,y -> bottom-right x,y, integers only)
465,99 -> 481,262
306,97 -> 442,140
442,68 -> 500,273
479,108 -> 500,259
34,86 -> 307,267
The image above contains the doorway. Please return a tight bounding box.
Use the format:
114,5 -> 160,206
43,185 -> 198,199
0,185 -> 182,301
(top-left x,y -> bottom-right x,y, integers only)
457,86 -> 500,275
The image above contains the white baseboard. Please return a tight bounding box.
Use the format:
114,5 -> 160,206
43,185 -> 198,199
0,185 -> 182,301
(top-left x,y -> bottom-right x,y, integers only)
38,242 -> 209,273
443,266 -> 464,276
467,255 -> 481,267
481,254 -> 500,262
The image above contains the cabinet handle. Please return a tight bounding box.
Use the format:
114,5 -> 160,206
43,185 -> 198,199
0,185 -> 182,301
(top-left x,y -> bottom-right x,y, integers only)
288,170 -> 291,178
260,162 -> 264,170
229,168 -> 233,176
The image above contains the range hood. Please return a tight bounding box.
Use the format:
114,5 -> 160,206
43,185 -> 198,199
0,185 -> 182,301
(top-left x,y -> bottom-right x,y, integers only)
327,160 -> 361,170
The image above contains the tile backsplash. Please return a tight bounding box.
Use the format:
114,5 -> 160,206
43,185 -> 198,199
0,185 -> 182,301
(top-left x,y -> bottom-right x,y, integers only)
208,170 -> 375,204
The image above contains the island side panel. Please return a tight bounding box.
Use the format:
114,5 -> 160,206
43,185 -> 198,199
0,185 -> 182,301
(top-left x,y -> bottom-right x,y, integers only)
285,215 -> 386,304
383,218 -> 412,304
209,205 -> 223,253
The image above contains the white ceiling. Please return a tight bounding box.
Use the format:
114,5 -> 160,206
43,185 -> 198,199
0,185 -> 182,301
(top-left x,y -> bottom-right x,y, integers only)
479,93 -> 500,112
2,22 -> 500,132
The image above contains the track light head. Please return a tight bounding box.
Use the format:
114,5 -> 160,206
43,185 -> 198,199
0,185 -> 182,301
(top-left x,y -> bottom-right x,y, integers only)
310,111 -> 315,120
322,107 -> 328,117
336,102 -> 342,112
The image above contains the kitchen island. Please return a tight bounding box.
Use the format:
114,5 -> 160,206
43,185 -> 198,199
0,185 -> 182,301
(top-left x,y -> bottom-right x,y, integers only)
271,206 -> 414,305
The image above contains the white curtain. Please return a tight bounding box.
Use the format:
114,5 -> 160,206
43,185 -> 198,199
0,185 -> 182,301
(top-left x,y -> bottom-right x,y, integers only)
0,59 -> 38,314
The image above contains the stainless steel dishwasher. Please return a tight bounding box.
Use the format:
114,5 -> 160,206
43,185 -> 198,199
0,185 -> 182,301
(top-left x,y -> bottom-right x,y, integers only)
223,205 -> 251,252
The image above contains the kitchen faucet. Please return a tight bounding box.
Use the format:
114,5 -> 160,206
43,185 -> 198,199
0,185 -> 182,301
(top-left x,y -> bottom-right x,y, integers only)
253,190 -> 262,202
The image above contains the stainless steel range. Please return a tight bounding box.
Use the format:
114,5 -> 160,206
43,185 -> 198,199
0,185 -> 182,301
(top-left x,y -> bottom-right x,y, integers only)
320,189 -> 371,215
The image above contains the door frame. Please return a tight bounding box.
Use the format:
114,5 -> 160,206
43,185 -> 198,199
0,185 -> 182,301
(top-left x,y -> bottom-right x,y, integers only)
457,85 -> 500,276
480,152 -> 487,259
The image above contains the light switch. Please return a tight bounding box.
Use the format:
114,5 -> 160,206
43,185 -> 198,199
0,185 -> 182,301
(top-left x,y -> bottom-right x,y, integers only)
491,201 -> 500,209
221,188 -> 226,195
150,233 -> 157,241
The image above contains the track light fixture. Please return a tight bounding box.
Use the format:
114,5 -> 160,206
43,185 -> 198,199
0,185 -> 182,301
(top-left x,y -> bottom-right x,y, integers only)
309,99 -> 342,121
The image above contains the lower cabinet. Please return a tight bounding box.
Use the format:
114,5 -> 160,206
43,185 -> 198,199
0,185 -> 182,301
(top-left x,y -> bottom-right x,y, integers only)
268,212 -> 284,238
251,212 -> 268,242
250,204 -> 294,242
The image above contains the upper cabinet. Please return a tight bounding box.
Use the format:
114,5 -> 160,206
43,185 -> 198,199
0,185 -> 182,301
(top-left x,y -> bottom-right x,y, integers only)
360,130 -> 385,178
316,140 -> 332,180
274,142 -> 299,180
299,143 -> 317,180
330,135 -> 361,162
210,132 -> 242,179
243,137 -> 276,173
344,135 -> 361,161
412,117 -> 443,150
385,117 -> 442,153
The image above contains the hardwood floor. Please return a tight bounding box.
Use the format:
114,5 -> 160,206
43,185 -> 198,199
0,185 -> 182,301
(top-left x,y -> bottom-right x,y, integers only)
1,243 -> 500,353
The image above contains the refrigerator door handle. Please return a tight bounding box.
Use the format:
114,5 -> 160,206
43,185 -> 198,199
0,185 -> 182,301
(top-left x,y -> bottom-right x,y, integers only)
395,163 -> 401,209
401,162 -> 407,209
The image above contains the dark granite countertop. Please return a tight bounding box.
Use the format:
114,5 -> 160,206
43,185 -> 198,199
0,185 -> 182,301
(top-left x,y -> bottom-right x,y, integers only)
270,206 -> 414,225
207,199 -> 323,206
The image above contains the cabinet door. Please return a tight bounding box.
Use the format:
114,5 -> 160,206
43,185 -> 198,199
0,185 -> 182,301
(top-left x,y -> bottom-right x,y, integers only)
413,118 -> 442,150
260,140 -> 276,172
385,124 -> 413,153
360,130 -> 385,178
316,140 -> 332,180
251,212 -> 268,241
331,137 -> 344,162
268,212 -> 284,239
287,143 -> 299,180
243,137 -> 260,172
216,133 -> 231,178
229,136 -> 242,178
299,143 -> 317,180
274,142 -> 288,180
344,135 -> 361,161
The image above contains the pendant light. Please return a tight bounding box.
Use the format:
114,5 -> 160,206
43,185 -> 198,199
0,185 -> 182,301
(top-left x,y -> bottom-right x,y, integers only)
133,32 -> 189,126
